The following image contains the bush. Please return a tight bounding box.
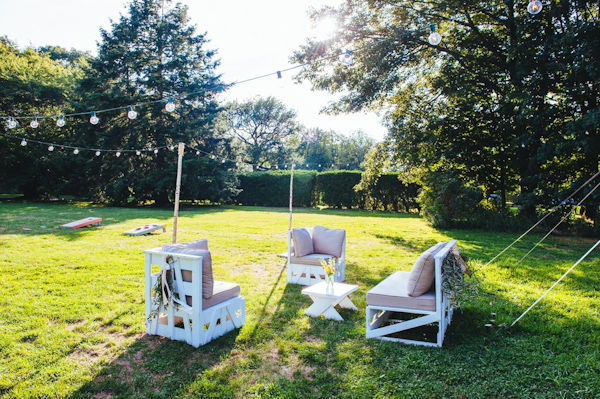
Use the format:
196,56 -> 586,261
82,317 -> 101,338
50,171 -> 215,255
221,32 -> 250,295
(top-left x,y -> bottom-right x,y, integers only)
237,170 -> 316,207
316,171 -> 362,208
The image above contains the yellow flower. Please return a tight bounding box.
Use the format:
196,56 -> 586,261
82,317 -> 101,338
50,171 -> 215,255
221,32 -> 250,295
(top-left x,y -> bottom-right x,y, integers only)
319,258 -> 337,275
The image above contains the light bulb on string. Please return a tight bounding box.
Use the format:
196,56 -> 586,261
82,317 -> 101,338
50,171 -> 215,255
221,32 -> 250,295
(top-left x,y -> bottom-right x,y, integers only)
30,117 -> 39,129
73,148 -> 79,155
339,49 -> 353,66
127,106 -> 138,120
276,71 -> 285,88
136,150 -> 141,156
211,154 -> 215,159
154,148 -> 159,154
95,150 -> 101,156
169,145 -> 174,151
428,24 -> 442,45
196,150 -> 200,155
115,151 -> 121,157
48,145 -> 54,151
90,112 -> 99,125
527,0 -> 543,14
221,159 -> 226,163
20,139 -> 27,146
165,98 -> 175,112
8,118 -> 17,129
56,115 -> 65,127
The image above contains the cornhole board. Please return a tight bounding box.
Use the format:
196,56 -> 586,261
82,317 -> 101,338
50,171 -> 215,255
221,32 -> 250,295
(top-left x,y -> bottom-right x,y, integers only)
125,223 -> 166,236
60,217 -> 102,229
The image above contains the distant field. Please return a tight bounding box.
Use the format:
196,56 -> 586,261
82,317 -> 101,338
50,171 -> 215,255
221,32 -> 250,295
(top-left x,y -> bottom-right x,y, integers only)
0,202 -> 598,398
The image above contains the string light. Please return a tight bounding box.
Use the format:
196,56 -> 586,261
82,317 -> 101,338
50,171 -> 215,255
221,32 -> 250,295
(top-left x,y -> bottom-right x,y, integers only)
136,150 -> 141,155
57,115 -> 65,127
116,151 -> 121,157
20,139 -> 27,146
196,150 -> 200,155
48,145 -> 54,151
165,98 -> 175,112
90,112 -> 99,125
73,148 -> 79,154
527,0 -> 543,14
169,145 -> 175,150
30,117 -> 39,129
340,49 -> 353,66
127,106 -> 138,120
8,118 -> 17,129
154,148 -> 159,154
95,150 -> 101,156
428,24 -> 442,45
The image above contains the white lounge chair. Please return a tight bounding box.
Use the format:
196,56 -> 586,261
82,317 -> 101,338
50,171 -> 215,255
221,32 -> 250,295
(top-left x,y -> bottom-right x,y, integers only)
365,240 -> 457,347
144,241 -> 245,347
286,226 -> 346,285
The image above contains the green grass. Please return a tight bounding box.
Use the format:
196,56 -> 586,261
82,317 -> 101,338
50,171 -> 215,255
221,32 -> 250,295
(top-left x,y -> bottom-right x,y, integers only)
0,202 -> 599,398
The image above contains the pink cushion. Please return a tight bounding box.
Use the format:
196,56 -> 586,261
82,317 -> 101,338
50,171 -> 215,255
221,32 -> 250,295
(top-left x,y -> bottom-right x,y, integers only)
407,242 -> 447,297
312,225 -> 345,258
161,244 -> 213,299
292,228 -> 314,257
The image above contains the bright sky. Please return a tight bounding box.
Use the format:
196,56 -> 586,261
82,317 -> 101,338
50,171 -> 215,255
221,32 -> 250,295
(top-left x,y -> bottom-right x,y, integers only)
0,0 -> 388,141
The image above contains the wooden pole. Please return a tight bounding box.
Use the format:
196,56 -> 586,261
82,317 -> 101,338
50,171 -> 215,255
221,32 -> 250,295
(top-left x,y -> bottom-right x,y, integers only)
288,164 -> 294,231
172,142 -> 185,243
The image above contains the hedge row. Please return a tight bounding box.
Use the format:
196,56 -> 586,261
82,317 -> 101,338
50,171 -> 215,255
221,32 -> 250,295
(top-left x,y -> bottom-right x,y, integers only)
236,170 -> 420,212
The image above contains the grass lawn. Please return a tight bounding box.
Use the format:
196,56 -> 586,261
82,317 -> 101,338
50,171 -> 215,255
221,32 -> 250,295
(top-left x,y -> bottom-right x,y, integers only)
0,202 -> 599,398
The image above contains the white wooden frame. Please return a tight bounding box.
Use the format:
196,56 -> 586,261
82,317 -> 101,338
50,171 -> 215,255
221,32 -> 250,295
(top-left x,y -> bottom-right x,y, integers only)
365,240 -> 457,347
286,229 -> 346,285
144,248 -> 245,347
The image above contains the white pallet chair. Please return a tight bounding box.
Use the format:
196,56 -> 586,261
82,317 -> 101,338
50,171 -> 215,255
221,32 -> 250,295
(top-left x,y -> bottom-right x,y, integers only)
144,248 -> 245,347
365,240 -> 457,347
286,228 -> 346,286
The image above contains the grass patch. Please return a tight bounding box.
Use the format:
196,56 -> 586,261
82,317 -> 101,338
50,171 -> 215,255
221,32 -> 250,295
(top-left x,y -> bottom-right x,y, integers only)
0,202 -> 599,398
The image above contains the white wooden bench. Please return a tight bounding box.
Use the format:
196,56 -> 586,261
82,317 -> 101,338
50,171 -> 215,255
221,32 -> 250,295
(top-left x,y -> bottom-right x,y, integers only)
365,240 -> 457,347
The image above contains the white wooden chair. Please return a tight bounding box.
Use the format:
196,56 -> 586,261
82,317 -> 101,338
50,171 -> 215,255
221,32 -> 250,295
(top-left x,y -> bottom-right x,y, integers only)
286,226 -> 346,286
365,240 -> 457,347
144,247 -> 245,347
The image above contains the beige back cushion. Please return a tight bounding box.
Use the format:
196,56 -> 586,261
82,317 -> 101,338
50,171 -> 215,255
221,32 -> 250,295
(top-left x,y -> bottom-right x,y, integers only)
161,244 -> 213,299
292,227 -> 314,257
407,242 -> 447,297
312,225 -> 346,258
186,239 -> 209,250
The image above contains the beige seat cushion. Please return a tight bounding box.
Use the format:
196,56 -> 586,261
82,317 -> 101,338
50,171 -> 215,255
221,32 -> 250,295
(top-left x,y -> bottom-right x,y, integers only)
407,242 -> 447,297
292,227 -> 314,257
312,225 -> 345,258
185,280 -> 241,310
367,271 -> 436,311
161,245 -> 214,299
291,253 -> 336,266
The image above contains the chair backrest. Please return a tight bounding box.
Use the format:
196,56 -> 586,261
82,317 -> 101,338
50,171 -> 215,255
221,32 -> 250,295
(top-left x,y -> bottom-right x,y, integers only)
433,240 -> 457,314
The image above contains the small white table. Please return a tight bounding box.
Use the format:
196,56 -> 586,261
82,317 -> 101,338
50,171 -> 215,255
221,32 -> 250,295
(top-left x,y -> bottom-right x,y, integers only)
301,282 -> 359,321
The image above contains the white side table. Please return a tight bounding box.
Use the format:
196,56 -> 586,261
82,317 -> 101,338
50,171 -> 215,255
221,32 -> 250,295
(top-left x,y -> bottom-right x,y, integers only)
301,282 -> 359,321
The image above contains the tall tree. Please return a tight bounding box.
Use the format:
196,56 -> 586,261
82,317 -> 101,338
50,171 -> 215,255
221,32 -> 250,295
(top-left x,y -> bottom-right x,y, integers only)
227,96 -> 303,170
0,38 -> 83,198
76,0 -> 236,205
292,0 -> 600,216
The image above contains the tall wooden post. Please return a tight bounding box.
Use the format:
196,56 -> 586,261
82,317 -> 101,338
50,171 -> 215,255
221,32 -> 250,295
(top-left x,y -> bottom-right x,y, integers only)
288,164 -> 294,231
172,142 -> 184,243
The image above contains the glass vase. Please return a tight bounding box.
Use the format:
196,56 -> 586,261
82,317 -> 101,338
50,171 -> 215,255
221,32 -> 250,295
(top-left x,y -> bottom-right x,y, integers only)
325,273 -> 335,291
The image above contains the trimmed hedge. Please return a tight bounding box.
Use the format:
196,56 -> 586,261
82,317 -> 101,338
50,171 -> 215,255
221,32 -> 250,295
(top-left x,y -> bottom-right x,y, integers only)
236,170 -> 420,212
236,170 -> 316,207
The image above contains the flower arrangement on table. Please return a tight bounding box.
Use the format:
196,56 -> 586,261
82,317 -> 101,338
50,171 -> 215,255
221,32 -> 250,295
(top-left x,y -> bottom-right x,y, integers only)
319,258 -> 338,290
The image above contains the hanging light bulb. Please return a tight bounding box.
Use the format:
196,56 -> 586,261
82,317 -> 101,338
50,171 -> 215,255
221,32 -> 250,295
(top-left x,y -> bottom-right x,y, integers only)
527,0 -> 543,14
116,151 -> 121,157
339,49 -> 353,66
169,145 -> 174,151
136,150 -> 141,156
56,115 -> 65,127
20,139 -> 27,146
8,117 -> 17,129
30,117 -> 39,129
221,159 -> 226,163
211,154 -> 215,159
73,148 -> 80,154
95,150 -> 101,156
196,150 -> 200,155
154,148 -> 159,154
90,112 -> 99,125
276,71 -> 285,88
428,24 -> 442,46
165,98 -> 175,112
127,106 -> 138,120
48,145 -> 54,151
